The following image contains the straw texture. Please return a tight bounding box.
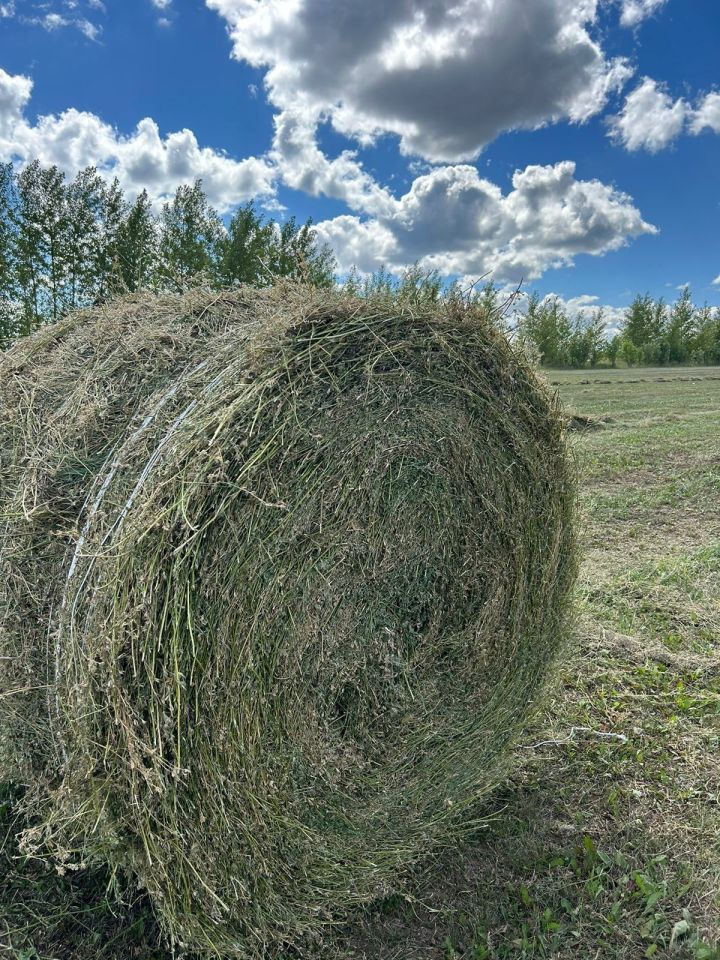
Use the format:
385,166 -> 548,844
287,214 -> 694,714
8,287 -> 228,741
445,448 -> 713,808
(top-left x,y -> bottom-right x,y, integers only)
0,285 -> 576,956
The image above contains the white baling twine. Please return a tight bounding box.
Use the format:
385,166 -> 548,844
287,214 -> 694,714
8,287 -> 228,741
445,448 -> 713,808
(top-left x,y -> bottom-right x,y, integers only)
526,726 -> 628,749
53,359 -> 217,759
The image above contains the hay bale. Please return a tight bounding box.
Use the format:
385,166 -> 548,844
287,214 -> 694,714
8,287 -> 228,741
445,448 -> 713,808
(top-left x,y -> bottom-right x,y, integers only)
0,285 -> 576,956
565,412 -> 612,432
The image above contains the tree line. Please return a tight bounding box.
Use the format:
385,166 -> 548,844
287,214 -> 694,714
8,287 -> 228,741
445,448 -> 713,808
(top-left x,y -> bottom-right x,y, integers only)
517,289 -> 720,368
1,159 -> 719,367
0,160 -> 335,347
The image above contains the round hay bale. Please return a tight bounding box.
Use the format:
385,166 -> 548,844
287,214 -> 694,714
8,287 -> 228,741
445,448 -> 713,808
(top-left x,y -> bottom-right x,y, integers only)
0,285 -> 576,956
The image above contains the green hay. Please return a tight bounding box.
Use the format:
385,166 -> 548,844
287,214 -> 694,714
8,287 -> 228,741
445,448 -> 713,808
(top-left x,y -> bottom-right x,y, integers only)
0,285 -> 576,957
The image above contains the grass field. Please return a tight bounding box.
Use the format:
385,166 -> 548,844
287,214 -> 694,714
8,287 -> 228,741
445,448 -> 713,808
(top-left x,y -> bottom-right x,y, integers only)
2,365 -> 719,959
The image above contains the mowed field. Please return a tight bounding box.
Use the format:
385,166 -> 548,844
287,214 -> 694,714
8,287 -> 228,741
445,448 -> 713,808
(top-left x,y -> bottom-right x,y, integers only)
2,366 -> 719,959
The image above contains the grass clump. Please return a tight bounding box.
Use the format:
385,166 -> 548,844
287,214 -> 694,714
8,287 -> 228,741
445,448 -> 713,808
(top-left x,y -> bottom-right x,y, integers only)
0,284 -> 576,957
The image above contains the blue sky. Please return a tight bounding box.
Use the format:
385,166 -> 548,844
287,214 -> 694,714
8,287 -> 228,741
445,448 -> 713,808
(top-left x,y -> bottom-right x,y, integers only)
0,0 -> 718,319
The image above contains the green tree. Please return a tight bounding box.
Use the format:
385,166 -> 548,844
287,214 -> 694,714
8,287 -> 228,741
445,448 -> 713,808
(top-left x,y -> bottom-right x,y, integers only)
519,294 -> 571,366
567,309 -> 607,369
665,286 -> 695,364
619,335 -> 641,367
93,177 -> 127,303
218,201 -> 274,287
623,294 -> 660,349
159,180 -> 224,291
691,305 -> 720,364
605,334 -> 621,368
65,166 -> 106,310
267,216 -> 336,287
568,314 -> 592,368
116,189 -> 157,293
14,161 -> 59,331
585,309 -> 607,367
0,163 -> 19,346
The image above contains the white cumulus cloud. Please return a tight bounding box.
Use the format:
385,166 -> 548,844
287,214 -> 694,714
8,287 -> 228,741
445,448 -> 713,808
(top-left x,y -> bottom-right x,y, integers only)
315,161 -> 656,283
206,0 -> 633,163
18,6 -> 103,39
37,11 -> 68,28
690,92 -> 720,134
150,0 -> 173,27
77,17 -> 101,39
617,0 -> 668,27
271,108 -> 397,218
610,80 -> 720,151
0,0 -> 105,33
0,69 -> 32,138
609,77 -> 687,152
0,3 -> 659,289
0,68 -> 276,210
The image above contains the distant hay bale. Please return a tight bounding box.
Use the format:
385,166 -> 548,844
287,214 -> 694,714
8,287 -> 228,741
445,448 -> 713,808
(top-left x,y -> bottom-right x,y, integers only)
0,285 -> 576,956
566,412 -> 612,432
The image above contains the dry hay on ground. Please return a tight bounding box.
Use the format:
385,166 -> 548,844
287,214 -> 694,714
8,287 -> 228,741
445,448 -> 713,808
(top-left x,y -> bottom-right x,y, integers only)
0,285 -> 576,957
565,412 -> 612,432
